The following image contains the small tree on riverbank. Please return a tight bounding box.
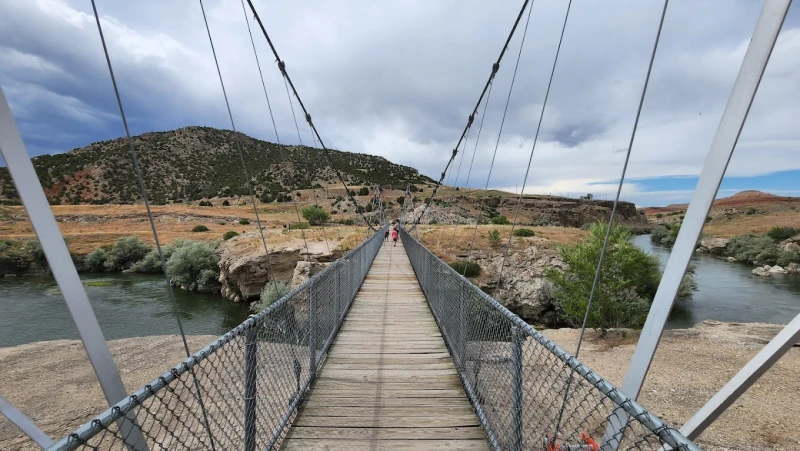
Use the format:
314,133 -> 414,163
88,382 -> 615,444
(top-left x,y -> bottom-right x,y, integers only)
302,205 -> 330,225
104,236 -> 151,271
548,222 -> 695,333
253,281 -> 291,312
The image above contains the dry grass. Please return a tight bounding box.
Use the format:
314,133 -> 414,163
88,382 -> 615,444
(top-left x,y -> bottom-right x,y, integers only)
703,210 -> 800,238
0,203 -> 368,255
414,224 -> 587,263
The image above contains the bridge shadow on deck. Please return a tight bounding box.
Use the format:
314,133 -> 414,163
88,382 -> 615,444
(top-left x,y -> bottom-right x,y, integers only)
282,240 -> 489,450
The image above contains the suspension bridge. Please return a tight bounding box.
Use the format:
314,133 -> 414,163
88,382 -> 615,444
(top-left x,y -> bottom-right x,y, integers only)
1,0 -> 797,450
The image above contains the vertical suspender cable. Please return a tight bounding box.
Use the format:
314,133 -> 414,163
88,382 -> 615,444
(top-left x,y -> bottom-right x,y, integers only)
463,1 -> 534,276
495,0 -> 573,301
89,2 -> 216,449
447,81 -> 494,252
411,0 -> 531,229
237,0 -> 310,258
197,0 -> 279,293
245,0 -> 377,231
551,0 -> 669,444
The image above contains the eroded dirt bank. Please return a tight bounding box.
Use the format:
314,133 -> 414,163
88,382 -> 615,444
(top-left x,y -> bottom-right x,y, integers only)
1,322 -> 798,450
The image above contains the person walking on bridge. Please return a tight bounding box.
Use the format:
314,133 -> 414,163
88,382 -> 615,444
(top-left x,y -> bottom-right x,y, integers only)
391,227 -> 399,247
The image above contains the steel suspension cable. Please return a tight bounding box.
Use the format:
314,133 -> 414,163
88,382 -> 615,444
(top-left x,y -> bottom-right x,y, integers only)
245,0 -> 376,231
237,0 -> 310,258
198,0 -> 279,293
463,1 -> 534,276
447,80 -> 495,252
495,0 -> 573,302
436,127 -> 470,250
89,2 -> 217,449
411,0 -> 532,230
552,1 -> 669,444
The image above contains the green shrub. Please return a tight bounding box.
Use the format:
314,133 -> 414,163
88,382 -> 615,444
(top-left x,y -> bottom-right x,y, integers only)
131,239 -> 189,274
302,205 -> 330,225
222,200 -> 230,206
650,225 -> 669,244
745,207 -> 757,215
449,260 -> 481,278
488,229 -> 501,247
23,239 -> 47,267
84,248 -> 107,272
777,250 -> 800,267
166,241 -> 219,288
491,215 -> 511,225
547,223 -> 670,332
513,228 -> 535,237
104,236 -> 151,271
767,226 -> 797,242
338,219 -> 355,225
288,222 -> 310,230
726,234 -> 779,265
253,281 -> 291,312
223,231 -> 239,240
239,218 -> 250,225
655,213 -> 663,219
358,187 -> 369,196
192,225 -> 210,233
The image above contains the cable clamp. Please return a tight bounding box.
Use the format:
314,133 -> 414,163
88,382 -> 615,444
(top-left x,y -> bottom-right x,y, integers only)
278,60 -> 286,74
492,62 -> 500,73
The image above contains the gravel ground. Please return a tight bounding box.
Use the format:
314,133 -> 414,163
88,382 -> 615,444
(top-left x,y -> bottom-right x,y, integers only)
1,321 -> 798,450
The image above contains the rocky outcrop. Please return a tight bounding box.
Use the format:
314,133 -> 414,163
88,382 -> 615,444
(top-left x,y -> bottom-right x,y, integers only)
469,241 -> 566,326
401,204 -> 473,225
752,266 -> 770,277
699,237 -> 729,254
768,265 -> 787,274
291,261 -> 329,288
779,236 -> 800,253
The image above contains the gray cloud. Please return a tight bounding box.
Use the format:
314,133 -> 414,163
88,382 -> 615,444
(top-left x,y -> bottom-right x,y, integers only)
1,0 -> 798,206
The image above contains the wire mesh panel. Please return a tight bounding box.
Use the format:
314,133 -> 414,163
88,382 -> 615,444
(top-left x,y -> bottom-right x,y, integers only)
48,228 -> 386,451
399,228 -> 699,451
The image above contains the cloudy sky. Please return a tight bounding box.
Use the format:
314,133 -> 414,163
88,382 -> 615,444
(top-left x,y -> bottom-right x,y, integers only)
1,0 -> 798,207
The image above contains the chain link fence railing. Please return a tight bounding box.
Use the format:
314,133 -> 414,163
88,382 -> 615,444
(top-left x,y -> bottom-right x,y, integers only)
48,227 -> 386,451
399,228 -> 699,451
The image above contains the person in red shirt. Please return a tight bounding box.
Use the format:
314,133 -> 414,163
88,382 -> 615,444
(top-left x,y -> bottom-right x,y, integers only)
391,227 -> 399,247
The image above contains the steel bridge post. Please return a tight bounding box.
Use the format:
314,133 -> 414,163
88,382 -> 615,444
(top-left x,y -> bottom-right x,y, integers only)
0,88 -> 149,451
308,283 -> 318,381
243,324 -> 258,451
603,1 -> 791,447
510,326 -> 524,451
0,394 -> 54,448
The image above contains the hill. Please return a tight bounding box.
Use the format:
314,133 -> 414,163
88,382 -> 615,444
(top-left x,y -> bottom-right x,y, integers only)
642,190 -> 800,238
0,126 -> 433,205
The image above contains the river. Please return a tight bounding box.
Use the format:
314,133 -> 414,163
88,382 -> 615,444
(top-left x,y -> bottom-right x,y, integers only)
0,273 -> 251,348
633,234 -> 800,328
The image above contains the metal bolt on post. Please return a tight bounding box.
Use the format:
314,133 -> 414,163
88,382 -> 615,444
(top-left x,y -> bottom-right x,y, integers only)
510,326 -> 524,451
243,324 -> 258,451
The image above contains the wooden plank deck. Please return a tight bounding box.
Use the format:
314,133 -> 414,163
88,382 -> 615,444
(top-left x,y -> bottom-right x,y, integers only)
282,241 -> 489,450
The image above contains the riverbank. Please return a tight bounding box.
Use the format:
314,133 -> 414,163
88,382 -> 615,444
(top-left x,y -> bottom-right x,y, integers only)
1,322 -> 797,450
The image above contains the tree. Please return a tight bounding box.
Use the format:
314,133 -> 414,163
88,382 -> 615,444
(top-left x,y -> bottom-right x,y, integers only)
84,248 -> 108,272
222,200 -> 230,206
358,186 -> 369,196
166,241 -> 219,288
548,223 -> 666,333
487,229 -> 501,247
253,281 -> 291,312
104,236 -> 151,271
302,205 -> 330,225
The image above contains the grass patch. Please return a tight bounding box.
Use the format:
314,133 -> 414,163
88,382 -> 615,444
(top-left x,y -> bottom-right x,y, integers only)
86,280 -> 115,287
288,222 -> 310,230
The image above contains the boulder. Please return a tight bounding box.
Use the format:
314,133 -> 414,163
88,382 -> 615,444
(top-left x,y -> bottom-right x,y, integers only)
779,237 -> 800,253
768,265 -> 787,274
476,244 -> 566,326
699,237 -> 729,254
727,257 -> 737,262
787,263 -> 800,274
752,267 -> 770,277
291,261 -> 329,289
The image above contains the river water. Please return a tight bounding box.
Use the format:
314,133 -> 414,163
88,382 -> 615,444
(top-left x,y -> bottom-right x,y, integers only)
2,238 -> 799,347
632,235 -> 800,328
0,273 -> 251,348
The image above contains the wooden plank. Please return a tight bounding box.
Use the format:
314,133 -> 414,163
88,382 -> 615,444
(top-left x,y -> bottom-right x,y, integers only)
286,426 -> 487,440
283,243 -> 488,450
282,439 -> 488,450
293,415 -> 480,428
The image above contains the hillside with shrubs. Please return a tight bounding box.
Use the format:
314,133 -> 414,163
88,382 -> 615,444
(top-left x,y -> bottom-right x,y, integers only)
0,126 -> 433,205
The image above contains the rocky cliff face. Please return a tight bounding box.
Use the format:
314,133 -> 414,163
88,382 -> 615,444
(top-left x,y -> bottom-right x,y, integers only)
461,240 -> 566,326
